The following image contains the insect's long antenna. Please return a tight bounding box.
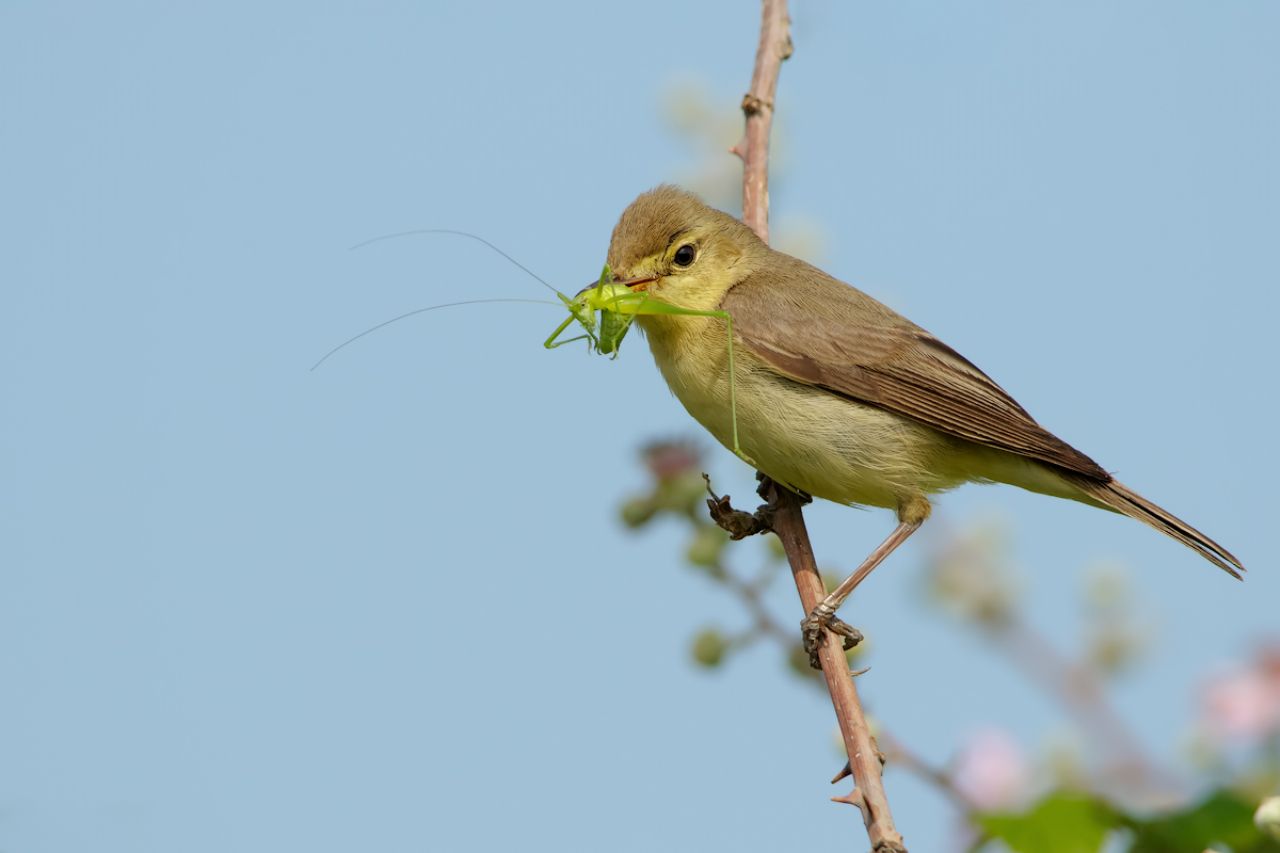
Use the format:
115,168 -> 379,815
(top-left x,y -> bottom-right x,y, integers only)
310,298 -> 557,372
350,229 -> 560,296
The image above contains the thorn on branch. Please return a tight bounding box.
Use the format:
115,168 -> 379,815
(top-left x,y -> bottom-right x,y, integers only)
830,734 -> 881,787
831,787 -> 866,814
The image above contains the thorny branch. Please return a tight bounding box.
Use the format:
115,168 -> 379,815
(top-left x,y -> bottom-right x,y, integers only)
723,3 -> 907,848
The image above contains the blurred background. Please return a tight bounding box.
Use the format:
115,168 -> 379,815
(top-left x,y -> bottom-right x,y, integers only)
2,2 -> 1277,850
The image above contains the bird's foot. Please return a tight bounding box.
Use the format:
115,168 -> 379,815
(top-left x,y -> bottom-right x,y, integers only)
801,603 -> 863,669
704,474 -> 774,539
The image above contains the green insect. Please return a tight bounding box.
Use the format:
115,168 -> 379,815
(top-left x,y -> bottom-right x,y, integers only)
312,231 -> 750,464
542,264 -> 638,356
547,263 -> 751,466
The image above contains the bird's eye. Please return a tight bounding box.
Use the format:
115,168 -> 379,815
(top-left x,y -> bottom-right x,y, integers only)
673,243 -> 697,267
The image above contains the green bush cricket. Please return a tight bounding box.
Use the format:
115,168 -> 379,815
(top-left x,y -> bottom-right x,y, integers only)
550,264 -> 752,466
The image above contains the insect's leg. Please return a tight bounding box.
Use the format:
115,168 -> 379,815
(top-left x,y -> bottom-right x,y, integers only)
546,334 -> 593,349
543,314 -> 577,349
699,309 -> 754,468
717,310 -> 747,464
628,301 -> 755,467
544,312 -> 600,351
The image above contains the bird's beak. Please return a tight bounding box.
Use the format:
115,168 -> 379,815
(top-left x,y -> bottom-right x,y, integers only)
619,275 -> 657,292
575,275 -> 657,297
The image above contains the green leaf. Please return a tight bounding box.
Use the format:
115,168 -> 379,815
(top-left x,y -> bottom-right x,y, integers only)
1129,789 -> 1280,853
977,792 -> 1119,853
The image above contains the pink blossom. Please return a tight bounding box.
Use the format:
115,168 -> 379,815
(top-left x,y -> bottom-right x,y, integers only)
952,728 -> 1030,810
641,440 -> 701,480
1201,652 -> 1280,742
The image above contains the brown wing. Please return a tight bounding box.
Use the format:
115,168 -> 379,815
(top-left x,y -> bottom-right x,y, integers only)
721,265 -> 1110,481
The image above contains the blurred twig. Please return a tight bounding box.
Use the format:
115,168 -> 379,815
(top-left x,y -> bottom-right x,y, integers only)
923,524 -> 1171,800
994,615 -> 1167,795
878,730 -> 981,815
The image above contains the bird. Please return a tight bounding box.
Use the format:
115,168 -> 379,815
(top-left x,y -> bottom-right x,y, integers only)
602,185 -> 1244,656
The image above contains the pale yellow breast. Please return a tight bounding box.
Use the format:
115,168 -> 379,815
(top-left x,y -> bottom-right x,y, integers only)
637,312 -> 968,509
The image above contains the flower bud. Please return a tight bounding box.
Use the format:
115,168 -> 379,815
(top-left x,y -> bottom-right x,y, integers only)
1256,796 -> 1280,840
690,628 -> 728,668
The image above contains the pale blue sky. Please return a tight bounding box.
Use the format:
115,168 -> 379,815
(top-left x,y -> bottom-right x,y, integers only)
2,2 -> 1276,851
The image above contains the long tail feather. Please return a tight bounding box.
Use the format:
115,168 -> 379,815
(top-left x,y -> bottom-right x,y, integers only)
1064,476 -> 1244,579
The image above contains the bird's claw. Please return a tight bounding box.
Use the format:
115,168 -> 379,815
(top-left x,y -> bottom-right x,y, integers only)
705,474 -> 776,539
801,606 -> 862,669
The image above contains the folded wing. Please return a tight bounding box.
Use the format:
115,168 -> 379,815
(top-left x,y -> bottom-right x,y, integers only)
721,266 -> 1110,481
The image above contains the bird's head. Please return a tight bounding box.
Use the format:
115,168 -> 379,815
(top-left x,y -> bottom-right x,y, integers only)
601,186 -> 765,313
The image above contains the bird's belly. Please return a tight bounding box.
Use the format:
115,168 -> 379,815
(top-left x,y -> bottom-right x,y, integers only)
653,342 -> 960,509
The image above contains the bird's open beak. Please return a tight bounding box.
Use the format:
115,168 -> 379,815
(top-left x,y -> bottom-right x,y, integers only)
576,275 -> 657,297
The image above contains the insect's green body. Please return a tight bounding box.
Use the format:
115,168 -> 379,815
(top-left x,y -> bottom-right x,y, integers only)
542,267 -> 643,356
